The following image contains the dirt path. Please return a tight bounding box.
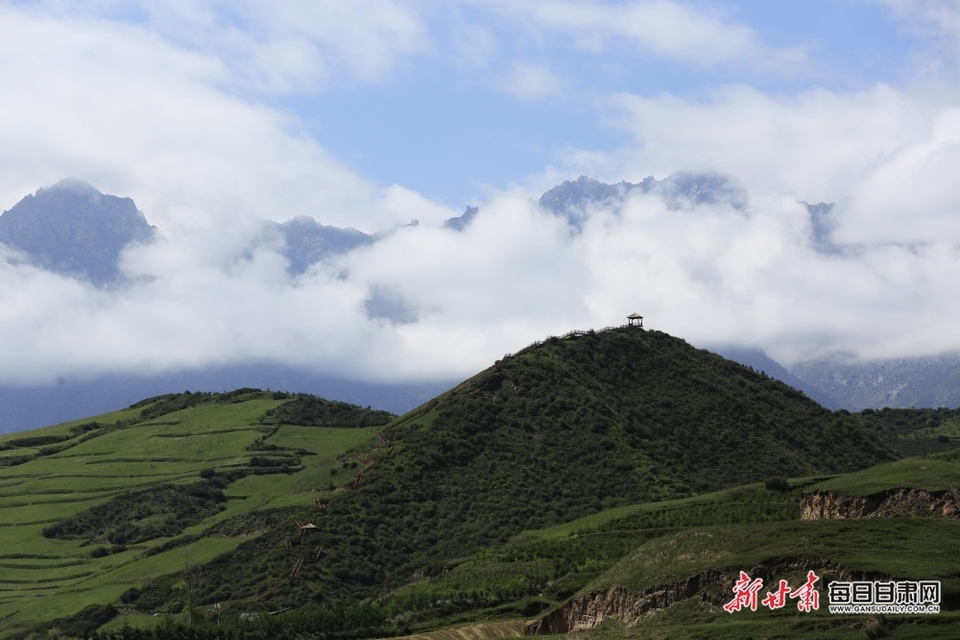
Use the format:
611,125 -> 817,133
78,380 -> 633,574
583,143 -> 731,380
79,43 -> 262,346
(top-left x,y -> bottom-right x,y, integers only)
387,619 -> 530,640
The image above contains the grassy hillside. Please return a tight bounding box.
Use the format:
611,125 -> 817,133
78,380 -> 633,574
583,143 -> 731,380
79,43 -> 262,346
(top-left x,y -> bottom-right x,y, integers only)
0,327 -> 900,638
513,452 -> 960,638
0,389 -> 391,638
365,459 -> 960,640
810,454 -> 960,496
851,406 -> 960,457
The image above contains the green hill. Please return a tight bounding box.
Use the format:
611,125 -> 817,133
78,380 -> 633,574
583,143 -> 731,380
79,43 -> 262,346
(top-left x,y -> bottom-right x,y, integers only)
0,328 -> 899,638
0,389 -> 392,637
362,454 -> 960,639
848,406 -> 960,457
521,457 -> 960,638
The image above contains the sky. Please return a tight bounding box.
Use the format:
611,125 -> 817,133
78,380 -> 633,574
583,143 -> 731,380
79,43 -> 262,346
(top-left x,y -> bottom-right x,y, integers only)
3,0 -> 960,385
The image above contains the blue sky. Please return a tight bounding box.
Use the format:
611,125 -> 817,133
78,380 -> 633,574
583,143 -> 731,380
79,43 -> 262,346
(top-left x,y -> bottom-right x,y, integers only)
0,0 -> 942,215
291,1 -> 915,206
4,1 -> 960,384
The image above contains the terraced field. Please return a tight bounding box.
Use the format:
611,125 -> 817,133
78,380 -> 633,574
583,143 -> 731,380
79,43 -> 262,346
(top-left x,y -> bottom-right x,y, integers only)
0,391 -> 385,635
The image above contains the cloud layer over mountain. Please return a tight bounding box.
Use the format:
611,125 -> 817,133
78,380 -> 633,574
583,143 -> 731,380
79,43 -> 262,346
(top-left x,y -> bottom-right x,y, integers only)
4,2 -> 960,386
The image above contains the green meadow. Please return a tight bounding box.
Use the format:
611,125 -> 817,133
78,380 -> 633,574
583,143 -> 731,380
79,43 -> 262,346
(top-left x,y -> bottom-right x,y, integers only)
0,391 -> 387,636
374,466 -> 960,639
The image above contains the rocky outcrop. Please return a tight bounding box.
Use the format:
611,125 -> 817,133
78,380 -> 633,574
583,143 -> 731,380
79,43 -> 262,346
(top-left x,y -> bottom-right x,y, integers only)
800,488 -> 960,520
526,557 -> 861,635
799,491 -> 878,519
526,576 -> 715,635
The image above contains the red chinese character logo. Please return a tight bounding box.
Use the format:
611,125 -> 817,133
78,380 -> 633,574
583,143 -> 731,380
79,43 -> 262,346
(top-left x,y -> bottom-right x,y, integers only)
762,579 -> 791,610
724,571 -> 764,613
789,570 -> 821,612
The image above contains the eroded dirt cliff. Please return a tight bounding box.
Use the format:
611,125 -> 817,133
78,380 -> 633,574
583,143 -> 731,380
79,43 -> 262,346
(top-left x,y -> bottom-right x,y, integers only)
526,557 -> 861,635
800,488 -> 960,520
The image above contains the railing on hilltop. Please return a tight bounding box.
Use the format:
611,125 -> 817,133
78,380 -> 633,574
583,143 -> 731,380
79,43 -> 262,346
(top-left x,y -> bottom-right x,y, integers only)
498,323 -> 636,364
421,323 -> 641,410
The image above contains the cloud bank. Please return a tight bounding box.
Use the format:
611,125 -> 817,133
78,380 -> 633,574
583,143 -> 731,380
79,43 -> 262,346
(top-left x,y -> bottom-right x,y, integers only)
5,170 -> 960,386
3,1 -> 960,387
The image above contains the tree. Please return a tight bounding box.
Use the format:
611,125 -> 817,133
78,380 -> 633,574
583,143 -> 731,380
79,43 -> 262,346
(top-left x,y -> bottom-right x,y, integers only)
173,552 -> 201,625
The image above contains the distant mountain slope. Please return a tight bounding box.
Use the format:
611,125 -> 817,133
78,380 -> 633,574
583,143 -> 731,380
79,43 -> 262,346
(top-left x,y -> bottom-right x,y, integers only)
539,172 -> 746,231
442,205 -> 478,231
714,347 -> 844,410
277,216 -> 374,276
0,363 -> 453,434
790,353 -> 960,410
0,178 -> 156,285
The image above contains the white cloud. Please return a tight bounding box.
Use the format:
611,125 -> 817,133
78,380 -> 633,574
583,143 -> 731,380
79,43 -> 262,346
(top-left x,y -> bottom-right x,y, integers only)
537,0 -> 753,60
600,81 -> 960,250
480,0 -> 806,72
605,84 -> 929,203
876,0 -> 960,44
0,5 -> 428,234
212,0 -> 429,89
21,0 -> 429,93
6,0 -> 960,392
6,167 -> 960,385
562,79 -> 960,362
841,106 -> 960,243
496,62 -> 563,99
869,1 -> 960,84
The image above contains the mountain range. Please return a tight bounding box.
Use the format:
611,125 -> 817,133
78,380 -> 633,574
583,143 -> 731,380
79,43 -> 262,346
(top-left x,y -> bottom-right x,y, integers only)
538,172 -> 747,232
1,176 -> 959,433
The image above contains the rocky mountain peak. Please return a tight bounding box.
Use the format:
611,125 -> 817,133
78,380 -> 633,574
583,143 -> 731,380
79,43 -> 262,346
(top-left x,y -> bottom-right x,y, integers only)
0,179 -> 156,286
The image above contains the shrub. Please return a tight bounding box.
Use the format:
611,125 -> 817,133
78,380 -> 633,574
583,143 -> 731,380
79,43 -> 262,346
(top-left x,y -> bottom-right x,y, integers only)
59,604 -> 117,637
764,476 -> 791,492
44,483 -> 228,545
120,587 -> 142,603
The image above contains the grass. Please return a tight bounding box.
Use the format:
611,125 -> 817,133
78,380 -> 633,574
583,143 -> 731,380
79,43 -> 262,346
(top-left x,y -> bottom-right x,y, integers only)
374,468 -> 960,640
0,393 -> 389,637
266,424 -> 376,453
7,435 -> 957,638
520,484 -> 773,539
0,408 -> 141,445
809,456 -> 960,496
592,518 -> 960,594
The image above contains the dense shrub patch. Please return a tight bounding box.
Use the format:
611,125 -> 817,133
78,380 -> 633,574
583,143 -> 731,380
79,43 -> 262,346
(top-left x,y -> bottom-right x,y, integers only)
42,482 -> 228,545
259,394 -> 394,427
